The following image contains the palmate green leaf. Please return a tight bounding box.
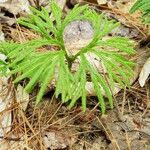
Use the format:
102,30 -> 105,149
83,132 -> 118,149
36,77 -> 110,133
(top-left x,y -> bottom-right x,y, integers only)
14,50 -> 59,81
78,18 -> 120,55
94,50 -> 134,76
130,0 -> 150,13
9,53 -> 49,75
9,49 -> 34,67
97,37 -> 135,54
130,0 -> 150,24
69,54 -> 114,113
55,52 -> 73,102
7,38 -> 55,59
36,56 -> 59,103
83,9 -> 119,40
68,54 -> 87,111
13,61 -> 43,83
85,55 -> 113,113
57,4 -> 89,38
62,4 -> 88,27
0,41 -> 20,55
0,59 -> 8,75
18,9 -> 56,40
78,56 -> 87,111
90,70 -> 106,113
30,6 -> 57,34
24,54 -> 58,92
50,1 -> 62,29
0,1 -> 135,113
94,51 -> 132,86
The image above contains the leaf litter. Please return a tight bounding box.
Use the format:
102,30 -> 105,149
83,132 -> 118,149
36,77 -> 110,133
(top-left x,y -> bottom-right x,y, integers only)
0,0 -> 150,149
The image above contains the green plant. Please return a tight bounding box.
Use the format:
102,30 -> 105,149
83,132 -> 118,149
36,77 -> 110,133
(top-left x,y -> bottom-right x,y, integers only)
130,0 -> 150,24
0,1 -> 135,113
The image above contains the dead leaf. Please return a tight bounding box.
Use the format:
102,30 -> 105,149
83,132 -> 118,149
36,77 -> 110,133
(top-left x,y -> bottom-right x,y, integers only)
86,82 -> 121,96
0,0 -> 30,15
43,131 -> 75,149
0,30 -> 4,41
0,13 -> 16,25
86,137 -> 107,150
0,77 -> 14,137
0,51 -> 14,137
97,0 -> 107,5
16,84 -> 29,111
56,0 -> 66,10
0,0 -> 7,2
139,57 -> 150,87
0,140 -> 10,150
108,0 -> 136,14
0,51 -> 10,136
0,134 -> 26,150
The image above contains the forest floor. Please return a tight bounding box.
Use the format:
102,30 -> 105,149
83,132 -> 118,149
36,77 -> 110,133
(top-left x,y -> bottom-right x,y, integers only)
0,0 -> 150,150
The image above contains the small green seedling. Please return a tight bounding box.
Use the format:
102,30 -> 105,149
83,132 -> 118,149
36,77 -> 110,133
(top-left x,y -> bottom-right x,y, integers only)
0,1 -> 135,113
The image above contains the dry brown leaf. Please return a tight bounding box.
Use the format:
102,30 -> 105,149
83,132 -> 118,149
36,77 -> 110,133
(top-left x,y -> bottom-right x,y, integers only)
56,0 -> 66,10
139,57 -> 150,87
43,131 -> 75,149
97,0 -> 107,5
0,13 -> 15,25
0,134 -> 26,150
0,43 -> 15,140
108,0 -> 136,14
0,76 -> 14,137
0,0 -> 7,2
86,82 -> 121,96
0,42 -> 14,137
0,0 -> 30,15
0,29 -> 4,41
0,0 -> 30,25
16,84 -> 29,111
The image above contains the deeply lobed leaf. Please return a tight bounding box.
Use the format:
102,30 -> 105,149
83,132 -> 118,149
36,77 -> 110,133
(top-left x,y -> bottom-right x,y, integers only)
0,1 -> 135,113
